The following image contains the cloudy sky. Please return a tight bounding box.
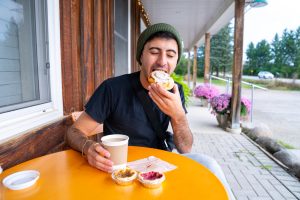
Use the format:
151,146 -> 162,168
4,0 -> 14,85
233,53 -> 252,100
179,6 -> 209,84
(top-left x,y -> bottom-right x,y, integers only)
243,0 -> 300,56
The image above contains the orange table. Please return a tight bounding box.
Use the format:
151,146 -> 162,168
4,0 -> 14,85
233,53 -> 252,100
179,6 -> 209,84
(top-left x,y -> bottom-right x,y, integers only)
0,146 -> 228,199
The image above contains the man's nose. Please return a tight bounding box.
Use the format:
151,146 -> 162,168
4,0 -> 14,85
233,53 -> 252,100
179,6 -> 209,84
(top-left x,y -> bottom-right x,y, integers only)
157,53 -> 167,67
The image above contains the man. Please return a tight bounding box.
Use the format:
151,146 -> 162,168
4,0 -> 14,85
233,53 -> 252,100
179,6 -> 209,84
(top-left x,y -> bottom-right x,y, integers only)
67,23 -> 193,171
67,23 -> 234,199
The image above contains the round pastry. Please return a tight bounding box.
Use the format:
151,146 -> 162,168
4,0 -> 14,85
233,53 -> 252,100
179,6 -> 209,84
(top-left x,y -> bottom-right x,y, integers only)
148,70 -> 175,90
111,167 -> 138,186
138,171 -> 165,189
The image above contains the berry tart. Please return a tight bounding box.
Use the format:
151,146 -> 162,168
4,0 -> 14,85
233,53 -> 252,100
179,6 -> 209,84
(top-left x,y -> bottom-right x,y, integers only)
138,171 -> 165,189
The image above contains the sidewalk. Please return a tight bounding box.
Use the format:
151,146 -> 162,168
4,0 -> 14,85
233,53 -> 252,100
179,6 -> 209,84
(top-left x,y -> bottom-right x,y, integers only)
186,97 -> 300,200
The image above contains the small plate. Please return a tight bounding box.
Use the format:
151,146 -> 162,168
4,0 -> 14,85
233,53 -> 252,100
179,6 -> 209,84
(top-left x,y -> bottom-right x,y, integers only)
2,170 -> 40,190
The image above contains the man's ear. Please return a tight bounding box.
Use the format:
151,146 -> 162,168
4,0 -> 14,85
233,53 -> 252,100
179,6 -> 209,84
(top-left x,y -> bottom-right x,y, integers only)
139,52 -> 143,65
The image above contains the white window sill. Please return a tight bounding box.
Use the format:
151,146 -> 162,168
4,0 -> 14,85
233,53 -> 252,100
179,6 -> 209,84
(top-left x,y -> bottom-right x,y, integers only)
0,109 -> 63,144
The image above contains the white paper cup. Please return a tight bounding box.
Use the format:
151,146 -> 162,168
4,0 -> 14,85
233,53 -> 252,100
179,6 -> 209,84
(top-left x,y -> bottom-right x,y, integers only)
101,134 -> 129,170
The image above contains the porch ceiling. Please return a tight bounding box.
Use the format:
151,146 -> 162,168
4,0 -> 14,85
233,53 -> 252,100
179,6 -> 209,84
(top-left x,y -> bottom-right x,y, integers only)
141,0 -> 235,52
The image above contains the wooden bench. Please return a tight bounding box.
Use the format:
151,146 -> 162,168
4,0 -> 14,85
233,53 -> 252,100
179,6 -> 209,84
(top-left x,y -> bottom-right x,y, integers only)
0,112 -> 104,170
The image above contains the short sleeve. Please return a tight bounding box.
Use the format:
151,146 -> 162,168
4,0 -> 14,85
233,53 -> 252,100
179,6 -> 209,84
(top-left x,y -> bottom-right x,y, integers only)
85,80 -> 113,123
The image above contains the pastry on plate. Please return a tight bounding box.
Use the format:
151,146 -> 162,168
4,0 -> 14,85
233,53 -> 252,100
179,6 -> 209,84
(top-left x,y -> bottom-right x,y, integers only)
111,167 -> 138,186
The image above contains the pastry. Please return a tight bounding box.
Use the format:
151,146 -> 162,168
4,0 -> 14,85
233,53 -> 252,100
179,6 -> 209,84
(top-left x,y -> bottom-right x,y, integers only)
138,171 -> 165,189
148,70 -> 174,90
111,167 -> 138,186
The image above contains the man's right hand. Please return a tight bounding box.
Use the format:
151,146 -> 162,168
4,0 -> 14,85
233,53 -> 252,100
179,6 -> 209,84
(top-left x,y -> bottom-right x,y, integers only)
66,112 -> 115,172
85,142 -> 114,173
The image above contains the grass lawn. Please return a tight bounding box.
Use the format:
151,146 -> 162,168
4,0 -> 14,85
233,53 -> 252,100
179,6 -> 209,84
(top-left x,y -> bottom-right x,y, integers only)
196,77 -> 254,89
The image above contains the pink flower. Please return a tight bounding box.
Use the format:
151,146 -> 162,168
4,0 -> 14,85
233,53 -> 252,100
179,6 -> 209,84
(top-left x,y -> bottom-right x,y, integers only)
193,84 -> 219,100
210,94 -> 231,114
210,94 -> 251,116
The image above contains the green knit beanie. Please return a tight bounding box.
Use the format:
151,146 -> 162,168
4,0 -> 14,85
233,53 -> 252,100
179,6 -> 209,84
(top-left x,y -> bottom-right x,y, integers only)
136,23 -> 183,65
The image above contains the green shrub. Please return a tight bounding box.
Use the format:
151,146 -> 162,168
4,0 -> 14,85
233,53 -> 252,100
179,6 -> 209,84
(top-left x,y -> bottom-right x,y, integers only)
171,73 -> 191,106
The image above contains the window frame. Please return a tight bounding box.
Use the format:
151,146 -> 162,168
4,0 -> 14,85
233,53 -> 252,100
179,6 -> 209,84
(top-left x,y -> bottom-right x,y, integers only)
0,0 -> 63,143
113,0 -> 131,76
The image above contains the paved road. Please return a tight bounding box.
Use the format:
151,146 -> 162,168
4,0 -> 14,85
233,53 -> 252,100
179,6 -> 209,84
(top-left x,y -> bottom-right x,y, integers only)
215,85 -> 300,149
187,97 -> 300,200
247,89 -> 300,149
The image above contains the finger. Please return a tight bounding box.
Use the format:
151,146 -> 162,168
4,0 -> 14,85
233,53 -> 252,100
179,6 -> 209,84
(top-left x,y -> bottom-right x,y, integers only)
87,143 -> 113,165
149,88 -> 167,106
95,162 -> 113,173
88,157 -> 113,173
88,154 -> 113,168
87,148 -> 113,171
95,154 -> 114,166
94,143 -> 110,158
172,84 -> 179,94
150,83 -> 172,99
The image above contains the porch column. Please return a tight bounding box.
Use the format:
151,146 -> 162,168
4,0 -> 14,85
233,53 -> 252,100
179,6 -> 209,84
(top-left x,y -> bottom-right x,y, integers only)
193,46 -> 197,89
228,0 -> 245,133
131,0 -> 141,72
187,51 -> 191,88
204,33 -> 211,83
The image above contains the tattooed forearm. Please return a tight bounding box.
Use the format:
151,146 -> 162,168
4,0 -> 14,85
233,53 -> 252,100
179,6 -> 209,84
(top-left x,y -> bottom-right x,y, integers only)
66,125 -> 94,155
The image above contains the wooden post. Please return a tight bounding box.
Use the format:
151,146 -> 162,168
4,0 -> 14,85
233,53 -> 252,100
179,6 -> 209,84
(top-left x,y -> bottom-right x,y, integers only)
229,0 -> 245,133
193,46 -> 198,89
187,51 -> 191,88
204,33 -> 210,83
130,0 -> 141,72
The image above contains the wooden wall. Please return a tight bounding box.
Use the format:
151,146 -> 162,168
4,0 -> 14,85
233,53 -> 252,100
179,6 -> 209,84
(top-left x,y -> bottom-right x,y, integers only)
60,0 -> 115,115
60,0 -> 141,114
0,0 -> 141,170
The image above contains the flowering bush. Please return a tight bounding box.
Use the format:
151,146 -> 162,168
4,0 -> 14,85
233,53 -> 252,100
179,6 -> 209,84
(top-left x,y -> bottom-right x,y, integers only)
193,84 -> 219,100
210,94 -> 251,116
210,94 -> 231,115
240,97 -> 252,116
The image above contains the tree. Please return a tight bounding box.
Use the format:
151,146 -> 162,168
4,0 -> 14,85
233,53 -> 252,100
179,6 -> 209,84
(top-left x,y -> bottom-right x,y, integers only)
293,27 -> 300,77
196,45 -> 205,77
244,40 -> 272,75
210,24 -> 233,77
271,33 -> 284,74
255,40 -> 273,70
277,29 -> 299,77
244,42 -> 256,75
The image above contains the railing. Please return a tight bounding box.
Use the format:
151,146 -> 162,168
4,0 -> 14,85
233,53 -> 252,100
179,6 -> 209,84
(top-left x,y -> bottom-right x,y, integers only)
209,75 -> 268,122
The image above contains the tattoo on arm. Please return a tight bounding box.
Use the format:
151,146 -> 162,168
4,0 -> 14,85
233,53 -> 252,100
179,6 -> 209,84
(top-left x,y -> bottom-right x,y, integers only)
66,125 -> 94,155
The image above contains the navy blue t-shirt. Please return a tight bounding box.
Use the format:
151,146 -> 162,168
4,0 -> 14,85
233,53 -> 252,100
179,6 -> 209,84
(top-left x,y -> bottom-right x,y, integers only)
85,71 -> 186,149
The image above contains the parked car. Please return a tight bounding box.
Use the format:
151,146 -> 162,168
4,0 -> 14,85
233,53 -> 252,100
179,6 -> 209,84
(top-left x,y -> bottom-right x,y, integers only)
258,71 -> 274,79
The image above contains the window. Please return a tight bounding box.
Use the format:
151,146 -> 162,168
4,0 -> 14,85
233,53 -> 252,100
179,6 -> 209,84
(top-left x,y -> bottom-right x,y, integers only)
0,0 -> 63,142
0,0 -> 50,113
114,0 -> 130,76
